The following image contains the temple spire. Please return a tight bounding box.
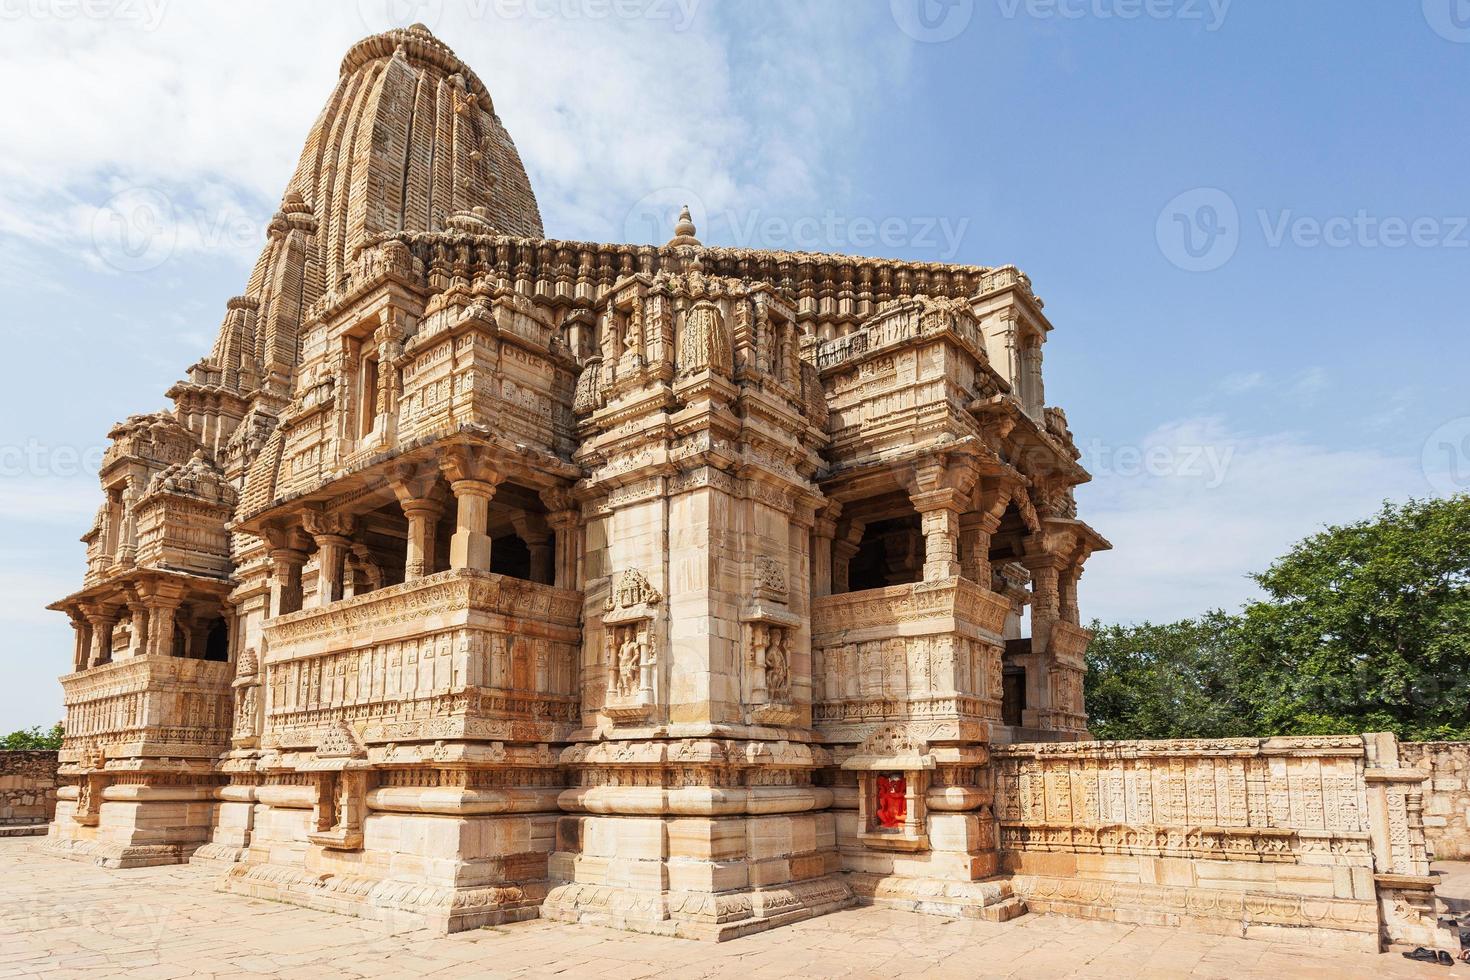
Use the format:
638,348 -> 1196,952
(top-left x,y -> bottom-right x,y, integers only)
668,204 -> 701,247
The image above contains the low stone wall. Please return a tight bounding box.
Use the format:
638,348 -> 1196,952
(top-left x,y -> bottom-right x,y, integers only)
0,750 -> 60,829
1401,741 -> 1470,860
993,734 -> 1442,951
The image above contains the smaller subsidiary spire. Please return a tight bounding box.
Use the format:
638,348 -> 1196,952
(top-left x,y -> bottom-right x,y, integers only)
668,204 -> 701,247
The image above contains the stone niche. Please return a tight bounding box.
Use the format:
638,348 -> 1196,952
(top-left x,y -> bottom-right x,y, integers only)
601,568 -> 661,723
843,726 -> 933,852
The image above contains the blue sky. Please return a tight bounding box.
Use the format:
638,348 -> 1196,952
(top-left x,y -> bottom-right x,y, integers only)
1,0 -> 1466,731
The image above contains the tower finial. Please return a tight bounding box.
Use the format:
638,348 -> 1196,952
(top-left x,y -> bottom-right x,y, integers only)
668,204 -> 701,247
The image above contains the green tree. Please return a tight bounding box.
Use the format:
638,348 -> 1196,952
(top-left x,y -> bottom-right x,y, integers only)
1239,495 -> 1470,740
1085,495 -> 1470,741
1,723 -> 64,751
1085,611 -> 1258,740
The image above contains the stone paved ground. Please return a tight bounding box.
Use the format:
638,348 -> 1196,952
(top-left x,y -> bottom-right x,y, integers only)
0,839 -> 1456,979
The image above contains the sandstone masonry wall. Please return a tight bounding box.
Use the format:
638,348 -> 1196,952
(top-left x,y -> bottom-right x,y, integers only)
992,735 -> 1433,952
0,751 -> 59,827
1401,741 -> 1470,860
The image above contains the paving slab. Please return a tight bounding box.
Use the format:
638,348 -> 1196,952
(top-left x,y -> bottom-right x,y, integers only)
0,839 -> 1456,979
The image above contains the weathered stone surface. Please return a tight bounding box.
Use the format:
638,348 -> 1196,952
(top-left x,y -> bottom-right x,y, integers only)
1402,741 -> 1470,860
0,751 -> 58,830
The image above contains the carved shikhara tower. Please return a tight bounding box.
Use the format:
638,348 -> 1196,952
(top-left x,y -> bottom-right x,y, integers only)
49,25 -> 1100,936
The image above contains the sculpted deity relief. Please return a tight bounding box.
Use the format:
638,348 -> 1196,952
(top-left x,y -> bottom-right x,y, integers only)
749,623 -> 792,704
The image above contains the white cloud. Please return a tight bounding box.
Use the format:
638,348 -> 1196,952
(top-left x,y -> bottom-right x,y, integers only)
1077,416 -> 1428,624
1290,365 -> 1330,405
0,1 -> 899,271
1217,370 -> 1265,395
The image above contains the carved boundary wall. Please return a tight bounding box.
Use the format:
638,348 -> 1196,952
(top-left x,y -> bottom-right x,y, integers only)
994,734 -> 1450,951
1402,741 -> 1470,861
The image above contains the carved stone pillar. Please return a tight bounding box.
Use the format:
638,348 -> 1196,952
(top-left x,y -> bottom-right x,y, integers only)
304,511 -> 356,607
832,519 -> 865,595
513,513 -> 553,585
910,488 -> 965,582
268,548 -> 307,616
1058,564 -> 1081,625
544,506 -> 580,591
959,510 -> 1002,587
448,480 -> 498,571
1020,338 -> 1045,418
128,604 -> 150,658
812,503 -> 840,598
68,614 -> 92,673
391,468 -> 443,582
312,534 -> 351,607
142,591 -> 184,658
443,450 -> 502,573
115,478 -> 139,567
526,531 -> 552,584
1026,557 -> 1061,656
400,499 -> 443,581
81,604 -> 119,668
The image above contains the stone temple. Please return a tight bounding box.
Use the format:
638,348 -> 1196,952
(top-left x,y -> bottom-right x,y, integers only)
44,25 -> 1453,952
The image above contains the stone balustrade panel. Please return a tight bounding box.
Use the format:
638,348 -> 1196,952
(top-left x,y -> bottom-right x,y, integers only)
262,569 -> 582,749
811,579 -> 1007,740
59,656 -> 233,765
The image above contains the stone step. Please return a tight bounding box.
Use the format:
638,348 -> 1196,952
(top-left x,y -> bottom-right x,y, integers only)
0,824 -> 48,838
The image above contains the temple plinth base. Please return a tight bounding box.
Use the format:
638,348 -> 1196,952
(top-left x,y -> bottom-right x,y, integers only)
46,799 -> 219,869
544,738 -> 855,940
542,873 -> 855,941
45,773 -> 222,869
220,767 -> 565,934
224,862 -> 549,934
848,871 -> 1027,921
